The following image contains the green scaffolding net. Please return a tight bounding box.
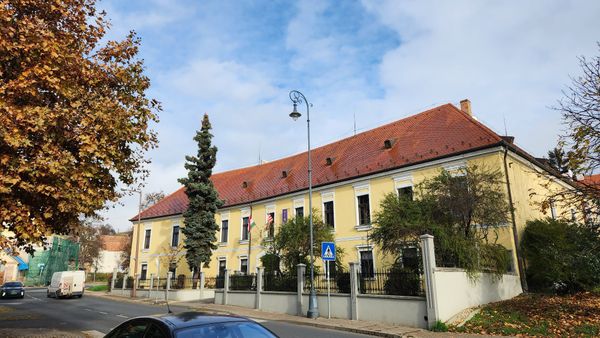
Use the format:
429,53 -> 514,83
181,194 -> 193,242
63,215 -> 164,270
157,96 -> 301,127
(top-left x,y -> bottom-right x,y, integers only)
24,236 -> 80,286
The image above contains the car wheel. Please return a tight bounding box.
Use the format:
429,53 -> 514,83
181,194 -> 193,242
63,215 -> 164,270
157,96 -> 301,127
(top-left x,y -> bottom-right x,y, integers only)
47,291 -> 51,298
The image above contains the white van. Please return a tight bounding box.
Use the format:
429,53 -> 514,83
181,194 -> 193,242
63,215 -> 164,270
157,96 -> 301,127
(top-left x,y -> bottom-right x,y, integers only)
47,271 -> 86,298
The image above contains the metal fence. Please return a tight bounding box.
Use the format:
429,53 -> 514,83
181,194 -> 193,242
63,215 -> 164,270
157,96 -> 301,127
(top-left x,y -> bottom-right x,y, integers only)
306,270 -> 350,294
263,272 -> 297,292
137,278 -> 151,289
357,269 -> 424,296
229,274 -> 256,291
204,276 -> 225,289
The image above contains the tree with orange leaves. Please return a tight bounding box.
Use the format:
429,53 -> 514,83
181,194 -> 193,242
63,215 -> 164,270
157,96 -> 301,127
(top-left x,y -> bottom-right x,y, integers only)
0,0 -> 160,253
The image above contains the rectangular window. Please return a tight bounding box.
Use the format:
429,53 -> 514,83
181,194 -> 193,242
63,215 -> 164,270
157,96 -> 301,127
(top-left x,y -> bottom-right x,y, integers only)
171,225 -> 180,247
143,229 -> 151,249
168,263 -> 176,278
218,259 -> 226,277
267,212 -> 275,238
242,217 -> 249,241
359,250 -> 374,278
140,263 -> 148,280
550,200 -> 557,219
282,209 -> 288,223
324,201 -> 334,228
240,258 -> 248,275
397,186 -> 413,201
506,250 -> 515,273
220,220 -> 229,243
401,247 -> 419,271
357,195 -> 371,225
295,206 -> 304,218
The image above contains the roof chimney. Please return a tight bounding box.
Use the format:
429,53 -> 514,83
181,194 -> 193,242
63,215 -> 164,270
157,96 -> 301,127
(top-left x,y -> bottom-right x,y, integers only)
460,99 -> 472,116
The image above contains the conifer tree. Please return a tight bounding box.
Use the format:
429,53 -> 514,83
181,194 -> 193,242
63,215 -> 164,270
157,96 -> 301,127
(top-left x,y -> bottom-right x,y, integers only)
179,114 -> 222,275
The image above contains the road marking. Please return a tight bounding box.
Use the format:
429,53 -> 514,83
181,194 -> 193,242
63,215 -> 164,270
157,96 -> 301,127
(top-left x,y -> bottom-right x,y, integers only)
85,308 -> 93,311
116,314 -> 129,318
27,295 -> 41,301
98,311 -> 108,315
1,302 -> 22,305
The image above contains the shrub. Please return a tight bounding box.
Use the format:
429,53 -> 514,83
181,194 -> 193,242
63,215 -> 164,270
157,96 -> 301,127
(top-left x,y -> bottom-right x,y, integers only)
431,320 -> 448,332
335,272 -> 351,294
384,266 -> 422,296
521,219 -> 600,294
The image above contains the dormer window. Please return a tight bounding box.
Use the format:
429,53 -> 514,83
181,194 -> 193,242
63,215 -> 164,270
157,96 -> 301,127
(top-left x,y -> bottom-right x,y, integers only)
242,181 -> 248,188
384,139 -> 394,149
281,170 -> 288,178
325,157 -> 334,166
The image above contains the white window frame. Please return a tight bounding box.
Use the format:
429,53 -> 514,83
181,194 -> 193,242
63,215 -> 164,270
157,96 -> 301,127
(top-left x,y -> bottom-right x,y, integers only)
220,212 -> 230,244
170,224 -> 180,248
443,160 -> 467,175
293,198 -> 305,218
356,245 -> 376,278
217,257 -> 227,276
239,208 -> 250,243
265,204 -> 276,239
353,183 -> 371,230
321,191 -> 336,231
143,226 -> 152,251
393,174 -> 413,196
140,262 -> 148,280
550,200 -> 557,220
238,255 -> 249,275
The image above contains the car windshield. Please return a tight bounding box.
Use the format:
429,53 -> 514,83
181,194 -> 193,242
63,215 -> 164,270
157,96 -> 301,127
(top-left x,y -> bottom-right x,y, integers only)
175,321 -> 277,338
3,282 -> 22,287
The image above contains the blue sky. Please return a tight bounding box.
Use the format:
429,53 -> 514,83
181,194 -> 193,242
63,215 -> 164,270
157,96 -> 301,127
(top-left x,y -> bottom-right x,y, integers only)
99,0 -> 600,231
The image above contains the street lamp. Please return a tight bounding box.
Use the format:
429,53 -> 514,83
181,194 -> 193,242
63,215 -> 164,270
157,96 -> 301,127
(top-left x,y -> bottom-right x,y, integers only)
288,90 -> 319,318
122,188 -> 143,298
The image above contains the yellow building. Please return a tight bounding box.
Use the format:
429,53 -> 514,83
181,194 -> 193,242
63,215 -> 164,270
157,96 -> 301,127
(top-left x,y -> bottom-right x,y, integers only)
128,100 -> 576,282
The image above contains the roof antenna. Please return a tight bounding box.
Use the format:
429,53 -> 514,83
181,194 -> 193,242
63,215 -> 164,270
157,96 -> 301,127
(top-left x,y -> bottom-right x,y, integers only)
353,113 -> 357,136
503,115 -> 508,136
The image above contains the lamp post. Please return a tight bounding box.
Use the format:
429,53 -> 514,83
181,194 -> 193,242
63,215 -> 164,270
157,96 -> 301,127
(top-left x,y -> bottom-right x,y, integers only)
288,90 -> 319,318
123,188 -> 143,298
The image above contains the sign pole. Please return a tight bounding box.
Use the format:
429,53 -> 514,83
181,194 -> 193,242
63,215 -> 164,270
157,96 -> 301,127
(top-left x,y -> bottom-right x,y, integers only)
327,261 -> 331,319
321,241 -> 335,320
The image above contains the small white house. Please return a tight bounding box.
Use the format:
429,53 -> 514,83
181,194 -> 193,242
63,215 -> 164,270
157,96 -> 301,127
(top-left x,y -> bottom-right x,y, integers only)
95,235 -> 129,273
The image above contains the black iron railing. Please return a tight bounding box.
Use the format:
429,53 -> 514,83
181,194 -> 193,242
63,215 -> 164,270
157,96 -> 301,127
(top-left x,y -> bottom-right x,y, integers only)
263,272 -> 297,292
357,268 -> 424,296
229,274 -> 256,291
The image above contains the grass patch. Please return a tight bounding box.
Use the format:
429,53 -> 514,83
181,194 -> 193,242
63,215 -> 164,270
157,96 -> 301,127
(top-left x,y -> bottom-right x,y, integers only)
431,320 -> 448,332
450,292 -> 600,336
88,285 -> 108,292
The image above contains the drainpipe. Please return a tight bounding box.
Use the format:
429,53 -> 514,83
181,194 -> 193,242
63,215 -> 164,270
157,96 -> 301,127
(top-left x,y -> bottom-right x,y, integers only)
503,146 -> 528,292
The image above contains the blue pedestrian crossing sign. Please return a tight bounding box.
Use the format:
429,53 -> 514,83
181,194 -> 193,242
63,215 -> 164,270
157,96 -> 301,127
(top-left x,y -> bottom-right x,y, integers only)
321,242 -> 336,261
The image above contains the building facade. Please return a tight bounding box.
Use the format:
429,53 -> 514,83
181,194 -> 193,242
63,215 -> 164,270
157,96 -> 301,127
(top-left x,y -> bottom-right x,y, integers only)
128,101 -> 575,281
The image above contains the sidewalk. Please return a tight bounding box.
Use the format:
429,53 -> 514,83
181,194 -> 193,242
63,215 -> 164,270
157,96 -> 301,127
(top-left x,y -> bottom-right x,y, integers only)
89,291 -> 500,337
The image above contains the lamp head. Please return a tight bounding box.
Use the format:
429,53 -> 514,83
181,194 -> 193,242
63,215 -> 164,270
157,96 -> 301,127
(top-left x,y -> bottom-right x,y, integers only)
289,102 -> 301,121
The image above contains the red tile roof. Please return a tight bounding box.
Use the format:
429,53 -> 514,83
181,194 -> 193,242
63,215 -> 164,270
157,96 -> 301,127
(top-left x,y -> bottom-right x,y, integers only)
582,174 -> 600,188
100,235 -> 129,252
132,103 -> 505,221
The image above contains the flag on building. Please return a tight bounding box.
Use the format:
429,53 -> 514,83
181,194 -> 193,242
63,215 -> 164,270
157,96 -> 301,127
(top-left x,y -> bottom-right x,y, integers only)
266,213 -> 273,228
248,215 -> 256,230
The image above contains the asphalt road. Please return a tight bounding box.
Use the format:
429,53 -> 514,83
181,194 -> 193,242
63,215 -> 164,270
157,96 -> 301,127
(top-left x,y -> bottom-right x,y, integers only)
0,288 -> 375,337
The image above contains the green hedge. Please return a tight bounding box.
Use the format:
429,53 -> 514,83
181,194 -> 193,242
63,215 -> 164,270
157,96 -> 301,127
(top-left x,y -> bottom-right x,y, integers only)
521,219 -> 600,294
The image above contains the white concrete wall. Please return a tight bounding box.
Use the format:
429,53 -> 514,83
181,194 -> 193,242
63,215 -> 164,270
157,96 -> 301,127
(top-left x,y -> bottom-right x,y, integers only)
227,291 -> 256,308
216,289 -> 427,328
261,292 -> 297,315
358,295 -> 427,328
215,290 -> 224,304
433,268 -> 522,322
96,250 -> 123,273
